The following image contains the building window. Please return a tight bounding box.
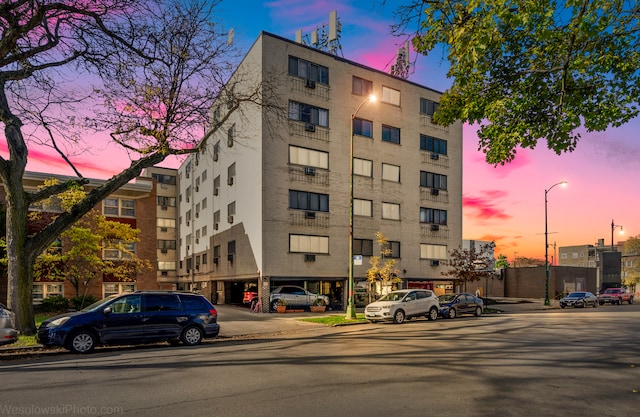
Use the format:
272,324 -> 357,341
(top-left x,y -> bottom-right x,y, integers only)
202,253 -> 208,265
353,118 -> 373,137
214,245 -> 220,264
352,76 -> 373,96
157,240 -> 177,250
383,241 -> 401,258
32,283 -> 64,303
158,261 -> 176,270
151,173 -> 177,185
289,100 -> 329,127
420,244 -> 447,259
202,198 -> 207,210
288,55 -> 329,84
103,198 -> 135,217
420,134 -> 447,155
214,175 -> 220,195
420,171 -> 448,190
202,225 -> 207,237
420,207 -> 447,225
103,241 -> 136,260
354,239 -> 373,256
289,190 -> 329,212
227,123 -> 235,147
420,98 -> 439,116
157,218 -> 176,229
228,240 -> 236,255
354,158 -> 373,177
213,141 -> 220,161
354,199 -> 373,217
228,163 -> 236,185
382,202 -> 400,220
103,283 -> 136,298
228,201 -> 236,218
381,86 -> 400,105
214,210 -> 220,227
289,146 -> 329,169
201,170 -> 207,182
382,163 -> 400,182
382,125 -> 400,144
289,234 -> 329,254
157,196 -> 176,207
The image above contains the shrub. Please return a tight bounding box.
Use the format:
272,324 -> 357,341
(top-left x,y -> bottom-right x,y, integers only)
40,295 -> 69,312
70,295 -> 99,310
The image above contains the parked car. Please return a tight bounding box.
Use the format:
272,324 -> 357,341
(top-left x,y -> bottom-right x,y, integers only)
0,302 -> 18,346
269,285 -> 329,311
243,286 -> 258,305
598,288 -> 634,305
438,293 -> 484,319
37,291 -> 220,354
560,291 -> 598,308
364,289 -> 440,324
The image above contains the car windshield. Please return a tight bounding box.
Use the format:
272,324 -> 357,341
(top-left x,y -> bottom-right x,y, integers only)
439,294 -> 457,302
378,292 -> 407,302
567,292 -> 586,298
80,295 -> 120,312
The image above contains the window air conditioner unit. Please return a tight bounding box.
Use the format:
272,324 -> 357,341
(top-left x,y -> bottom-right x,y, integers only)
304,254 -> 316,262
213,153 -> 218,161
196,265 -> 200,270
195,212 -> 199,218
228,177 -> 234,186
161,249 -> 168,254
186,221 -> 190,226
305,211 -> 316,219
195,186 -> 199,192
186,245 -> 190,252
430,260 -> 440,266
431,188 -> 439,196
214,188 -> 219,196
214,223 -> 219,230
430,224 -> 440,231
161,205 -> 168,210
195,238 -> 200,244
430,153 -> 439,160
227,138 -> 234,148
160,183 -> 169,189
161,271 -> 168,276
305,123 -> 316,132
228,215 -> 234,224
305,79 -> 316,89
160,227 -> 168,232
213,257 -> 219,265
304,166 -> 316,176
228,254 -> 234,262
186,197 -> 190,203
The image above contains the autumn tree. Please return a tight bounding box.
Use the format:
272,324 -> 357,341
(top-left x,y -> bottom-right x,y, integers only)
366,232 -> 401,300
622,236 -> 640,288
495,254 -> 510,269
514,257 -> 545,268
443,242 -> 496,292
389,0 -> 640,164
0,0 -> 273,334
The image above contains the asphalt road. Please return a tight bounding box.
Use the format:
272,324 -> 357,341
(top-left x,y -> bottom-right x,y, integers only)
1,306 -> 639,417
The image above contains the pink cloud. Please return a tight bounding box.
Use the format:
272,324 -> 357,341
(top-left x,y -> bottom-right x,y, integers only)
463,192 -> 512,223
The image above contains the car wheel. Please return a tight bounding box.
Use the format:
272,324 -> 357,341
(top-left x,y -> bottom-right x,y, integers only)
393,309 -> 405,324
448,308 -> 457,319
474,307 -> 482,317
68,330 -> 96,354
427,307 -> 438,321
593,301 -> 597,308
598,301 -> 604,305
618,299 -> 622,305
560,305 -> 566,309
270,300 -> 281,312
629,298 -> 634,305
181,326 -> 204,346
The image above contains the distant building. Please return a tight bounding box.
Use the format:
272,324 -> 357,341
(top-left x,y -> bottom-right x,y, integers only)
559,238 -> 622,291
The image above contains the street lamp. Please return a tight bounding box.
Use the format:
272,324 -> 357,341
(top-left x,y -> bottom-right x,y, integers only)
346,94 -> 376,319
544,181 -> 567,306
611,219 -> 623,252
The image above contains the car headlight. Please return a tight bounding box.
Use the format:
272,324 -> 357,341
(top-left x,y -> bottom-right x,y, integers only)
381,305 -> 391,310
47,317 -> 71,328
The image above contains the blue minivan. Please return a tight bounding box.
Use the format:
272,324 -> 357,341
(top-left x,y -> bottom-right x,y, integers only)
38,291 -> 220,353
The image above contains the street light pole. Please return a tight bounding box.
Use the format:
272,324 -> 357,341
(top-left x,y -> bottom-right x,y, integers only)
611,219 -> 623,252
544,181 -> 567,306
346,95 -> 376,319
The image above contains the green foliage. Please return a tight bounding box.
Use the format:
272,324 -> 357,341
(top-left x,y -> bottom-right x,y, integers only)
622,236 -> 640,287
40,296 -> 70,313
366,232 -> 401,296
394,0 -> 640,164
496,254 -> 510,269
70,295 -> 100,310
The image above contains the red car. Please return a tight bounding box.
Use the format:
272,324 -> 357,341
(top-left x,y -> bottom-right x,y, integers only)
243,286 -> 258,305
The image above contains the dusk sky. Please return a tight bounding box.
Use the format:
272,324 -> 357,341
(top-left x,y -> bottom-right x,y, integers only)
9,0 -> 640,262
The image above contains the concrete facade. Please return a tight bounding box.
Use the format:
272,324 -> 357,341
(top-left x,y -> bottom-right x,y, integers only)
175,32 -> 463,308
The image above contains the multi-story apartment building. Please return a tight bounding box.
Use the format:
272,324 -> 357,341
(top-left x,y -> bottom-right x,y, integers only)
559,239 -> 622,291
176,32 -> 463,309
1,171 -> 163,304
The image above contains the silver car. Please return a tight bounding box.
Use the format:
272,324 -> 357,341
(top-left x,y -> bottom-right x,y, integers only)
365,289 -> 440,324
270,285 -> 330,311
1,302 -> 18,346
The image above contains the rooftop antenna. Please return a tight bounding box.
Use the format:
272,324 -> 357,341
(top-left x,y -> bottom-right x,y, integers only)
390,40 -> 411,79
294,10 -> 343,57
